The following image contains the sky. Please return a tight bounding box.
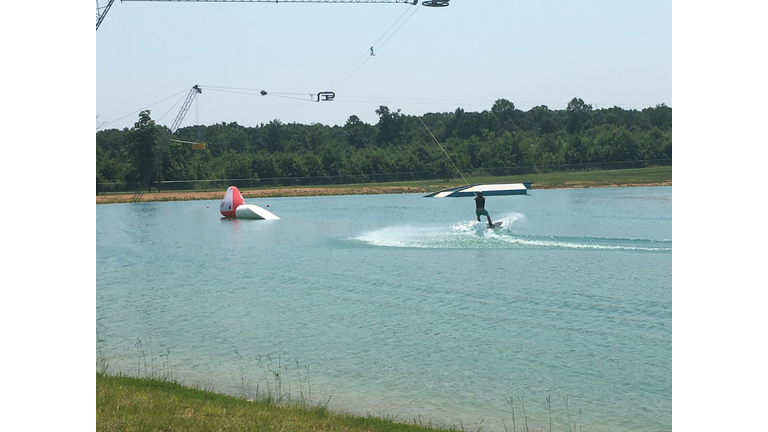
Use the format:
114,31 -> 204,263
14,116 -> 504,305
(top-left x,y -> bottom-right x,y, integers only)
95,0 -> 672,130
5,1 -> 768,431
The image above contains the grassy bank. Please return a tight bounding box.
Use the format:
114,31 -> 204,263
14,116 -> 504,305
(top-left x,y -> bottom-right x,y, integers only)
97,373 -> 450,432
96,166 -> 671,204
472,165 -> 672,189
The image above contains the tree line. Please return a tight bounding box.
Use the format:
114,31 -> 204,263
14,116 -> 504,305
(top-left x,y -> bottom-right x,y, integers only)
96,98 -> 672,187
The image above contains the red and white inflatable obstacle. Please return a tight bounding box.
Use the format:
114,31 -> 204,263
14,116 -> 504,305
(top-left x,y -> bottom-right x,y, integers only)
219,186 -> 280,220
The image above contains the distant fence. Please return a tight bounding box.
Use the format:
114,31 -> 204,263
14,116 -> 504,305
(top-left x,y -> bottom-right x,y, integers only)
97,158 -> 671,194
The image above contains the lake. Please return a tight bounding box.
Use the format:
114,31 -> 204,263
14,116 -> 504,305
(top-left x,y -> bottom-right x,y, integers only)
96,186 -> 672,432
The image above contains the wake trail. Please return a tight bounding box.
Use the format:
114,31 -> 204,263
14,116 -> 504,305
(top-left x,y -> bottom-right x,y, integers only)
354,213 -> 671,251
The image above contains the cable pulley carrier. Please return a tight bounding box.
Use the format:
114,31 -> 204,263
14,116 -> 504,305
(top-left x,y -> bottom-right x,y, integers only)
316,91 -> 335,102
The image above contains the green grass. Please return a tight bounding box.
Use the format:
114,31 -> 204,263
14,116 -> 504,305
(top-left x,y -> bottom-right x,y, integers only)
263,166 -> 672,192
97,166 -> 672,202
417,166 -> 671,191
97,373 -> 453,432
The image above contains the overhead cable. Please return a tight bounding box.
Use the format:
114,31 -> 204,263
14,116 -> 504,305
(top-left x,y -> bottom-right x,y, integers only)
327,4 -> 421,91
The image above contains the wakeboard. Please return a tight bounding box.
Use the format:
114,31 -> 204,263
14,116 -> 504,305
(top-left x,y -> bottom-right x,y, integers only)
488,221 -> 503,229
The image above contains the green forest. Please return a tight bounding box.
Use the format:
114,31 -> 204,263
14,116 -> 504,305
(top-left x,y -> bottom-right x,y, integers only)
96,98 -> 671,189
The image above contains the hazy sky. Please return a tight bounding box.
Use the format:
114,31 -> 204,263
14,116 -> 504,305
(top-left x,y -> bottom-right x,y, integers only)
96,0 -> 671,131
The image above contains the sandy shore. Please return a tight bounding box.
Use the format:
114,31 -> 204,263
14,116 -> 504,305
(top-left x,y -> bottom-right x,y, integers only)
95,181 -> 672,204
96,186 -> 429,204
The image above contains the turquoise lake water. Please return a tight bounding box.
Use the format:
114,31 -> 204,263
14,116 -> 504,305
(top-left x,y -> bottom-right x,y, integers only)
96,186 -> 671,432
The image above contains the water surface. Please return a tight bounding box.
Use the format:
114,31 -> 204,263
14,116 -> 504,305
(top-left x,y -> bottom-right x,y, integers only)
97,187 -> 671,432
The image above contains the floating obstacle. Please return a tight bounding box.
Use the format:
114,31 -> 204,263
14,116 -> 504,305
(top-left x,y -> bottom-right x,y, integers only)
424,183 -> 532,198
220,186 -> 279,220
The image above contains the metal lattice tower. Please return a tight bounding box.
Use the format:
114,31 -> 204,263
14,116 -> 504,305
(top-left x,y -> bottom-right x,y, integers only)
96,0 -> 115,30
170,86 -> 203,133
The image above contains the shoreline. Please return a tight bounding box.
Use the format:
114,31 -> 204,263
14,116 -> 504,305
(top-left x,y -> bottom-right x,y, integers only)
95,181 -> 671,204
96,372 -> 604,432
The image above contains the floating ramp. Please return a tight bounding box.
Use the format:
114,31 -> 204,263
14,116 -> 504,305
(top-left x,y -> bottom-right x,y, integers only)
235,204 -> 280,220
425,183 -> 532,198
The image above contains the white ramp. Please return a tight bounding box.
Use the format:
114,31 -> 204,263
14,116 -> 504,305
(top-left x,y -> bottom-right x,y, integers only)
425,182 -> 532,197
235,204 -> 280,220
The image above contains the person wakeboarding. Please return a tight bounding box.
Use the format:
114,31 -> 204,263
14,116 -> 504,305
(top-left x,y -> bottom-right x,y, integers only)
474,191 -> 494,227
